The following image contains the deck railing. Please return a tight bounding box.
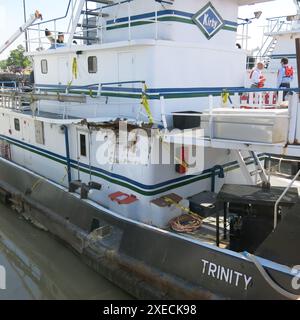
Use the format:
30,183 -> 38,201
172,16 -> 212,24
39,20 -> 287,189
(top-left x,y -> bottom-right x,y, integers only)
0,81 -> 17,91
160,87 -> 300,145
25,0 -> 175,51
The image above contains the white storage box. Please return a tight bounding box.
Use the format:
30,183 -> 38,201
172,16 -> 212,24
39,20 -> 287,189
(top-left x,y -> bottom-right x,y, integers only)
149,194 -> 189,229
200,108 -> 289,144
108,192 -> 139,220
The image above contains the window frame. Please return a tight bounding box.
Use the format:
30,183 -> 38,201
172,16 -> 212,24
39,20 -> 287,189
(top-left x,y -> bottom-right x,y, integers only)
14,118 -> 20,132
41,59 -> 48,74
88,56 -> 97,74
79,133 -> 87,157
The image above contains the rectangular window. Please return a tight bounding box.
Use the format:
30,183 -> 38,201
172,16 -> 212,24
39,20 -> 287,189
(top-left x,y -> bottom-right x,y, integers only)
41,59 -> 48,74
14,118 -> 20,131
88,56 -> 97,73
80,134 -> 87,157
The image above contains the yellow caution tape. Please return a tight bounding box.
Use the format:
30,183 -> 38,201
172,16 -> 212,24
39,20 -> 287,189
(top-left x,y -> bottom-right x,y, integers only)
221,90 -> 230,104
163,196 -> 204,220
141,84 -> 154,124
72,57 -> 78,79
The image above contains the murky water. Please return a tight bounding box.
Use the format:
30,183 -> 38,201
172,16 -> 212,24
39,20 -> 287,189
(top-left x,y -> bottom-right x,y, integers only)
0,203 -> 132,300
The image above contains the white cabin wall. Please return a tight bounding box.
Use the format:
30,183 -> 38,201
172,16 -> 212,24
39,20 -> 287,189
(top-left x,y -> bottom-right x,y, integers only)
151,44 -> 246,88
102,0 -> 239,49
35,54 -> 70,86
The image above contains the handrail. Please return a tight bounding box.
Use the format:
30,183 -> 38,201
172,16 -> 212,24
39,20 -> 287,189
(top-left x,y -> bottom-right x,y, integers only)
32,0 -> 72,26
273,168 -> 300,230
266,15 -> 292,21
157,87 -> 300,96
0,81 -> 17,90
101,80 -> 146,86
34,83 -> 300,95
86,0 -> 133,12
26,0 -> 177,49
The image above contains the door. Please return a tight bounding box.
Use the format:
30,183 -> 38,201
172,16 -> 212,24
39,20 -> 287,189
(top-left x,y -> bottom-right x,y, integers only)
76,130 -> 90,181
118,52 -> 135,84
117,52 -> 136,117
58,57 -> 70,85
22,118 -> 33,167
77,130 -> 90,163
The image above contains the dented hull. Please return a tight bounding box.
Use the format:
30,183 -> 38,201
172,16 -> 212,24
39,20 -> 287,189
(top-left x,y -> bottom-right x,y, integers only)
0,158 -> 298,300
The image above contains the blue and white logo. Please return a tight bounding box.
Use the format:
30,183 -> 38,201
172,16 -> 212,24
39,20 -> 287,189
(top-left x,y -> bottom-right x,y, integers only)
192,2 -> 224,39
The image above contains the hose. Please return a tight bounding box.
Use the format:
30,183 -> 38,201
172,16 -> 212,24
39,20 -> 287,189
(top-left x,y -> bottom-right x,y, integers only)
244,252 -> 300,300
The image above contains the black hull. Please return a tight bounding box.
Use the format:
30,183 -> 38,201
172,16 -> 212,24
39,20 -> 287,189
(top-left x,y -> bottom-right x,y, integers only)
0,158 -> 299,300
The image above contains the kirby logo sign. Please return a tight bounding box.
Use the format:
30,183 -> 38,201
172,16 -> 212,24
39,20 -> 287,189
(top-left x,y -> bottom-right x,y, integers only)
192,2 -> 224,39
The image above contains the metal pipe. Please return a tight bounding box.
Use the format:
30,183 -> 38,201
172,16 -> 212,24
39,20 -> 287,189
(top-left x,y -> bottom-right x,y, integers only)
22,0 -> 29,52
63,125 -> 72,186
296,38 -> 300,92
211,165 -> 225,192
32,0 -> 72,26
273,168 -> 300,230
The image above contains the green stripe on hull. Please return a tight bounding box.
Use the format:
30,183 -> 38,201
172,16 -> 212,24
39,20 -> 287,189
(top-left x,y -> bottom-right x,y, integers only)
0,136 -> 266,196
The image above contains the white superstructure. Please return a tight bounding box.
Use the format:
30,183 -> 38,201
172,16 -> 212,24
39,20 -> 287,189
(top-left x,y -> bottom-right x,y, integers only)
3,0 -> 300,229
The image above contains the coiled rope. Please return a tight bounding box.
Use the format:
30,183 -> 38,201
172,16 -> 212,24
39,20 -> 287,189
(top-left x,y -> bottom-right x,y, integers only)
163,196 -> 203,233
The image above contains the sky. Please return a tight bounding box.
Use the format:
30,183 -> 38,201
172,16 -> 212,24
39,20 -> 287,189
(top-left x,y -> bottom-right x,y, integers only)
0,0 -> 298,60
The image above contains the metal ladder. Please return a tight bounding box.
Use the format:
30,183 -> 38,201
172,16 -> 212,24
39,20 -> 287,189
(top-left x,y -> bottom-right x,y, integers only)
69,0 -> 115,45
262,38 -> 278,67
255,19 -> 285,67
234,150 -> 269,186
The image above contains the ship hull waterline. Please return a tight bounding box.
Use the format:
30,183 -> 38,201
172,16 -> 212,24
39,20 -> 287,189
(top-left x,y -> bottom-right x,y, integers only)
0,157 -> 297,300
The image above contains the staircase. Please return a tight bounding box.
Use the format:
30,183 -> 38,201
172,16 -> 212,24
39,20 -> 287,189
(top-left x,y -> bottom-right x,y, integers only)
255,19 -> 285,68
234,150 -> 269,187
69,0 -> 115,45
262,38 -> 278,68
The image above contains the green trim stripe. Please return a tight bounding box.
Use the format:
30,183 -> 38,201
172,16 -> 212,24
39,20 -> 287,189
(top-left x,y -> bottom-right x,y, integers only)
0,135 -> 266,196
106,15 -> 237,32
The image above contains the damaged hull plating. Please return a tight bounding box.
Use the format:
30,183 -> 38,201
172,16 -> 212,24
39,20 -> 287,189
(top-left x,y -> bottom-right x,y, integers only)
0,158 -> 299,300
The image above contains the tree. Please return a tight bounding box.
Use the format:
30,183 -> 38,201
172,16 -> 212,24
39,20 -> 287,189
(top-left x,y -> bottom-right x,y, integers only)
0,60 -> 7,70
5,45 -> 31,69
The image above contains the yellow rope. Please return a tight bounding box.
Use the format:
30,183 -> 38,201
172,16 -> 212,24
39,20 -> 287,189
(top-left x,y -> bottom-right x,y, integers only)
72,57 -> 78,79
163,196 -> 204,221
141,84 -> 154,124
221,90 -> 230,104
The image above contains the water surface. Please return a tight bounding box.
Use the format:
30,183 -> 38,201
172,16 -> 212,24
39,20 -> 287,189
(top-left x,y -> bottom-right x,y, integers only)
0,203 -> 132,300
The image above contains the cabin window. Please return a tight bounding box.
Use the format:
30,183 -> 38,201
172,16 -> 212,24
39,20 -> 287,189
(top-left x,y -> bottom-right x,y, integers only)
41,59 -> 48,74
88,56 -> 97,73
14,118 -> 20,131
80,134 -> 87,157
